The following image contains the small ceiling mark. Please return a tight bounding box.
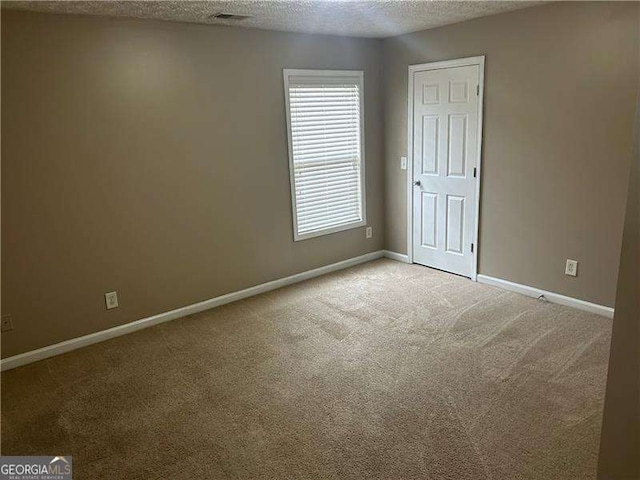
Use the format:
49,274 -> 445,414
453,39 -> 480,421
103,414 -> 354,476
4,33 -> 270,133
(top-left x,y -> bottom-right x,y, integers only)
208,12 -> 251,21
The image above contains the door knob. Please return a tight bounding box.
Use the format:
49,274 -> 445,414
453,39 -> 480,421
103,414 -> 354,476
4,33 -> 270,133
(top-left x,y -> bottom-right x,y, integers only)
414,180 -> 421,187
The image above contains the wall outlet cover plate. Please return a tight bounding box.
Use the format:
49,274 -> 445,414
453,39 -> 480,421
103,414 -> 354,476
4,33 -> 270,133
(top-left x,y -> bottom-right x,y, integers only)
105,291 -> 119,309
565,259 -> 578,277
1,314 -> 14,332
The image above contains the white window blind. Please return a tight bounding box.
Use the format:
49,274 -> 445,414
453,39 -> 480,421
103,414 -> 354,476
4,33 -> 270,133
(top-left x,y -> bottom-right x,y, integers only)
284,69 -> 366,241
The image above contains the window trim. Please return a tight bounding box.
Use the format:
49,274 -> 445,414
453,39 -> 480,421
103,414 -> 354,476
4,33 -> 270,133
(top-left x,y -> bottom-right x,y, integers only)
283,69 -> 367,242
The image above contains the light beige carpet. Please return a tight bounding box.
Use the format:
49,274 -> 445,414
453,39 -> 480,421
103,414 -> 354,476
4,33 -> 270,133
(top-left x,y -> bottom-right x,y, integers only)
1,259 -> 612,479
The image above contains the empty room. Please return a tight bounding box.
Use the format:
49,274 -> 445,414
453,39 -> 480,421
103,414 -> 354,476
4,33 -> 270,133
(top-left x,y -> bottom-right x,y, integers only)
1,1 -> 638,479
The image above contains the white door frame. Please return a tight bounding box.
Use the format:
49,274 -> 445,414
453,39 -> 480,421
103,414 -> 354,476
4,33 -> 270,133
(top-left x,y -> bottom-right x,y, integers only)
406,55 -> 485,281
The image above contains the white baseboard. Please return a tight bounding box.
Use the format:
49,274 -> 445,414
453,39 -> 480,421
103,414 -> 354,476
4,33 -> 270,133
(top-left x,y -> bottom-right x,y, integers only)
1,250 -> 385,372
476,274 -> 614,319
383,250 -> 411,263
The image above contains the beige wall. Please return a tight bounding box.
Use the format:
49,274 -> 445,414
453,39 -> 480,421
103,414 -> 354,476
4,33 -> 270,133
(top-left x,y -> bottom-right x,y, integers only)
598,25 -> 640,478
3,3 -> 639,359
1,10 -> 384,358
383,2 -> 639,307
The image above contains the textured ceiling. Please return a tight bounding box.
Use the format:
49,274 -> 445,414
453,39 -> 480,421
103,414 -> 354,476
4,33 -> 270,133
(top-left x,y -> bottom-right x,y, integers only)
2,1 -> 542,38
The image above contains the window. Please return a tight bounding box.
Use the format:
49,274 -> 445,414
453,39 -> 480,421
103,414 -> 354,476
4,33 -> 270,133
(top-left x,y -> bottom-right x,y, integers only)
284,69 -> 366,241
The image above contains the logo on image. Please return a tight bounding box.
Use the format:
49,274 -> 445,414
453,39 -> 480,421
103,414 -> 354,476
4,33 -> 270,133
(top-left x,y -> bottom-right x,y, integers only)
0,455 -> 72,480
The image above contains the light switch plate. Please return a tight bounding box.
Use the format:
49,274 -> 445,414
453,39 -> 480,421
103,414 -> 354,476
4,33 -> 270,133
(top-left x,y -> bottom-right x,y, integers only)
105,291 -> 119,310
565,259 -> 578,277
400,157 -> 407,170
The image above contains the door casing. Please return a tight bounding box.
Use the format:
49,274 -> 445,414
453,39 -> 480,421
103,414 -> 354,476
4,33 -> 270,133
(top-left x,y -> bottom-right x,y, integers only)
406,56 -> 485,280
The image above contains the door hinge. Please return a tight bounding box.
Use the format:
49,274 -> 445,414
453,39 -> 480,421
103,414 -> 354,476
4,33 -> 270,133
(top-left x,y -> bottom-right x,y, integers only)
473,167 -> 477,178
471,243 -> 474,253
476,85 -> 480,96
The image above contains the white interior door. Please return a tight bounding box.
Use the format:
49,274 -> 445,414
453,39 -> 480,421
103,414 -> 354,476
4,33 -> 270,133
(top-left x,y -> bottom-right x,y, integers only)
411,62 -> 481,278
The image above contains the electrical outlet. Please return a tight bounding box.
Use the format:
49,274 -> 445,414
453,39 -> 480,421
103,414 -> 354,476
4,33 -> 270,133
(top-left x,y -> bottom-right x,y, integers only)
1,315 -> 13,332
400,157 -> 407,170
105,291 -> 119,310
565,259 -> 578,277
366,227 -> 373,239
